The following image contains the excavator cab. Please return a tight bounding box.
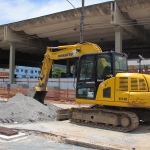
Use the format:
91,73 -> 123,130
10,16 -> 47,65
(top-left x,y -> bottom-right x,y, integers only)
76,51 -> 128,100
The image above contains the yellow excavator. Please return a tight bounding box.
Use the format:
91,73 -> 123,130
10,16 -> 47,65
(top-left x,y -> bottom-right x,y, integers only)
28,42 -> 150,132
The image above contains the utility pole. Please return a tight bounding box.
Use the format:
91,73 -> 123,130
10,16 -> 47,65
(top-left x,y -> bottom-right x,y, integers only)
80,0 -> 84,43
66,0 -> 85,43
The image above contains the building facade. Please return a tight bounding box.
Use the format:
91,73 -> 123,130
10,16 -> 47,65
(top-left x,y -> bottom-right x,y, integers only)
14,66 -> 41,78
1,59 -> 150,79
128,59 -> 150,73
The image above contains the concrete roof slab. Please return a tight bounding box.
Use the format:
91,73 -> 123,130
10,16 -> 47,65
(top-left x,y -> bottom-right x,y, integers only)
0,0 -> 150,67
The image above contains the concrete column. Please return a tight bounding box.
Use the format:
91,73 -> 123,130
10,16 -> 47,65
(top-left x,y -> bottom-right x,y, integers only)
9,42 -> 16,84
111,2 -> 150,45
66,59 -> 70,73
114,26 -> 123,53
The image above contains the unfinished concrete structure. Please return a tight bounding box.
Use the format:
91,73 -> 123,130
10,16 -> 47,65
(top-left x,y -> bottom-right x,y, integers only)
0,0 -> 150,83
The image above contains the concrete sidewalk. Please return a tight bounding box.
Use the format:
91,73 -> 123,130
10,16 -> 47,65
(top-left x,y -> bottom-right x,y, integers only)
0,120 -> 150,150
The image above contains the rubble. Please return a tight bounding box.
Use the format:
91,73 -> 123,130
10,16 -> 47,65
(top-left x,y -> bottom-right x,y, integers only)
0,94 -> 58,124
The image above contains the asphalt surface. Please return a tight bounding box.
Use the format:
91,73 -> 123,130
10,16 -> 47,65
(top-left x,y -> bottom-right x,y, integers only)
0,120 -> 150,150
0,103 -> 150,150
0,135 -> 95,150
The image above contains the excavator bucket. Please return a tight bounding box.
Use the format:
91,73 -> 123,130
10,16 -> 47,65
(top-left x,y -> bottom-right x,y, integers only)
27,88 -> 47,104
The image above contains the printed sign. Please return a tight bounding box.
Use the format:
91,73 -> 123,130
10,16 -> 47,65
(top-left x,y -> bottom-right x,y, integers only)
87,92 -> 94,98
7,84 -> 10,91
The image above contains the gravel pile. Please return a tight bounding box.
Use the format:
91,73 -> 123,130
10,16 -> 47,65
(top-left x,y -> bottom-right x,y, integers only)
0,94 -> 58,124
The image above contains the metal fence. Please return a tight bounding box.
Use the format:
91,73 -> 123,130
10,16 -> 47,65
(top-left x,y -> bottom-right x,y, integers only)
0,87 -> 76,102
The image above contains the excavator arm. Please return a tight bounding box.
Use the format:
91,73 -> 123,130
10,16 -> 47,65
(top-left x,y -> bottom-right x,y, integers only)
27,42 -> 102,103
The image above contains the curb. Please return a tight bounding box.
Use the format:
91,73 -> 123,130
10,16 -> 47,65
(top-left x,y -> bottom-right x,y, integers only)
12,128 -> 120,150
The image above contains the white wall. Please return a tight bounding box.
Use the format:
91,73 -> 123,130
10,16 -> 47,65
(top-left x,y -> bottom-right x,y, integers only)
0,78 -> 76,90
0,68 -> 9,72
128,59 -> 150,65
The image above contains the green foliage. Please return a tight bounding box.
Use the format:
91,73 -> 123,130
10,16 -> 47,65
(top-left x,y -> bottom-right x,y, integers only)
52,67 -> 65,78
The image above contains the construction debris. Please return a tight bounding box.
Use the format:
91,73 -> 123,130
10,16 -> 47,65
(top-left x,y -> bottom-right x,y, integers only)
0,126 -> 18,136
0,94 -> 58,124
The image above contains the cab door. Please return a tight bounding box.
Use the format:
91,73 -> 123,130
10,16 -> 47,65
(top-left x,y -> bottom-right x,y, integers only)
76,55 -> 96,100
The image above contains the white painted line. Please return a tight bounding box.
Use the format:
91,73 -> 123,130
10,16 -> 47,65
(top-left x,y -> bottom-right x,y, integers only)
0,132 -> 28,141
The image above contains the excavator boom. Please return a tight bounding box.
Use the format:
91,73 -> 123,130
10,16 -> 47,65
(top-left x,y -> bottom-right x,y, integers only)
28,42 -> 102,103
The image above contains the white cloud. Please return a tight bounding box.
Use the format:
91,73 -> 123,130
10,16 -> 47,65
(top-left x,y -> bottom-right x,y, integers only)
0,0 -> 110,25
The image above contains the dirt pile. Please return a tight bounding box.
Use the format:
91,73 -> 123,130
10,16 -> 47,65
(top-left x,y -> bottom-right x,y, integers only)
0,94 -> 58,124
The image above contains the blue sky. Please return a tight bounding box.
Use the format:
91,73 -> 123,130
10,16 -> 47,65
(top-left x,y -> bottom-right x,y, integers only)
0,0 -> 110,25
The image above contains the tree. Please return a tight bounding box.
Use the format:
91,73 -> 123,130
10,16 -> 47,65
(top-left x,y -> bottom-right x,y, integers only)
52,67 -> 65,78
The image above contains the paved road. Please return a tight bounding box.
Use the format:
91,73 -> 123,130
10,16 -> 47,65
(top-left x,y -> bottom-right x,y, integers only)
1,102 -> 150,149
1,120 -> 150,150
0,135 -> 94,150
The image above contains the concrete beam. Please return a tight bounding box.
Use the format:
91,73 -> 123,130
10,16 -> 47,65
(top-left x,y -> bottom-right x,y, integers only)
111,2 -> 150,45
4,26 -> 46,48
116,0 -> 150,12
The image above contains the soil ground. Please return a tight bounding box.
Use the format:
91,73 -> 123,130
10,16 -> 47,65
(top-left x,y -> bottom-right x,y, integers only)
0,101 -> 150,150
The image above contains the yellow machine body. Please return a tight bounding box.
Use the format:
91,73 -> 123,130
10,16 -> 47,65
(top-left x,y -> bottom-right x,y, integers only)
29,42 -> 150,132
76,73 -> 150,108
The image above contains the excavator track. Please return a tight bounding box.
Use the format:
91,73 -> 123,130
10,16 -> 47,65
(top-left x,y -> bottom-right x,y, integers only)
68,107 -> 139,132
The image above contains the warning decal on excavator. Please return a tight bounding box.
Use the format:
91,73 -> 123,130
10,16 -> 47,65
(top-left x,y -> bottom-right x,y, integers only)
87,92 -> 94,98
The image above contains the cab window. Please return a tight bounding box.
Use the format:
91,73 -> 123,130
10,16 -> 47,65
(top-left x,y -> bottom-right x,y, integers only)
79,55 -> 94,81
115,55 -> 127,71
97,54 -> 112,79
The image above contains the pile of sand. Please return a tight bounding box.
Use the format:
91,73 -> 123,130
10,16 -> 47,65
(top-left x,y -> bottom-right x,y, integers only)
0,94 -> 58,124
